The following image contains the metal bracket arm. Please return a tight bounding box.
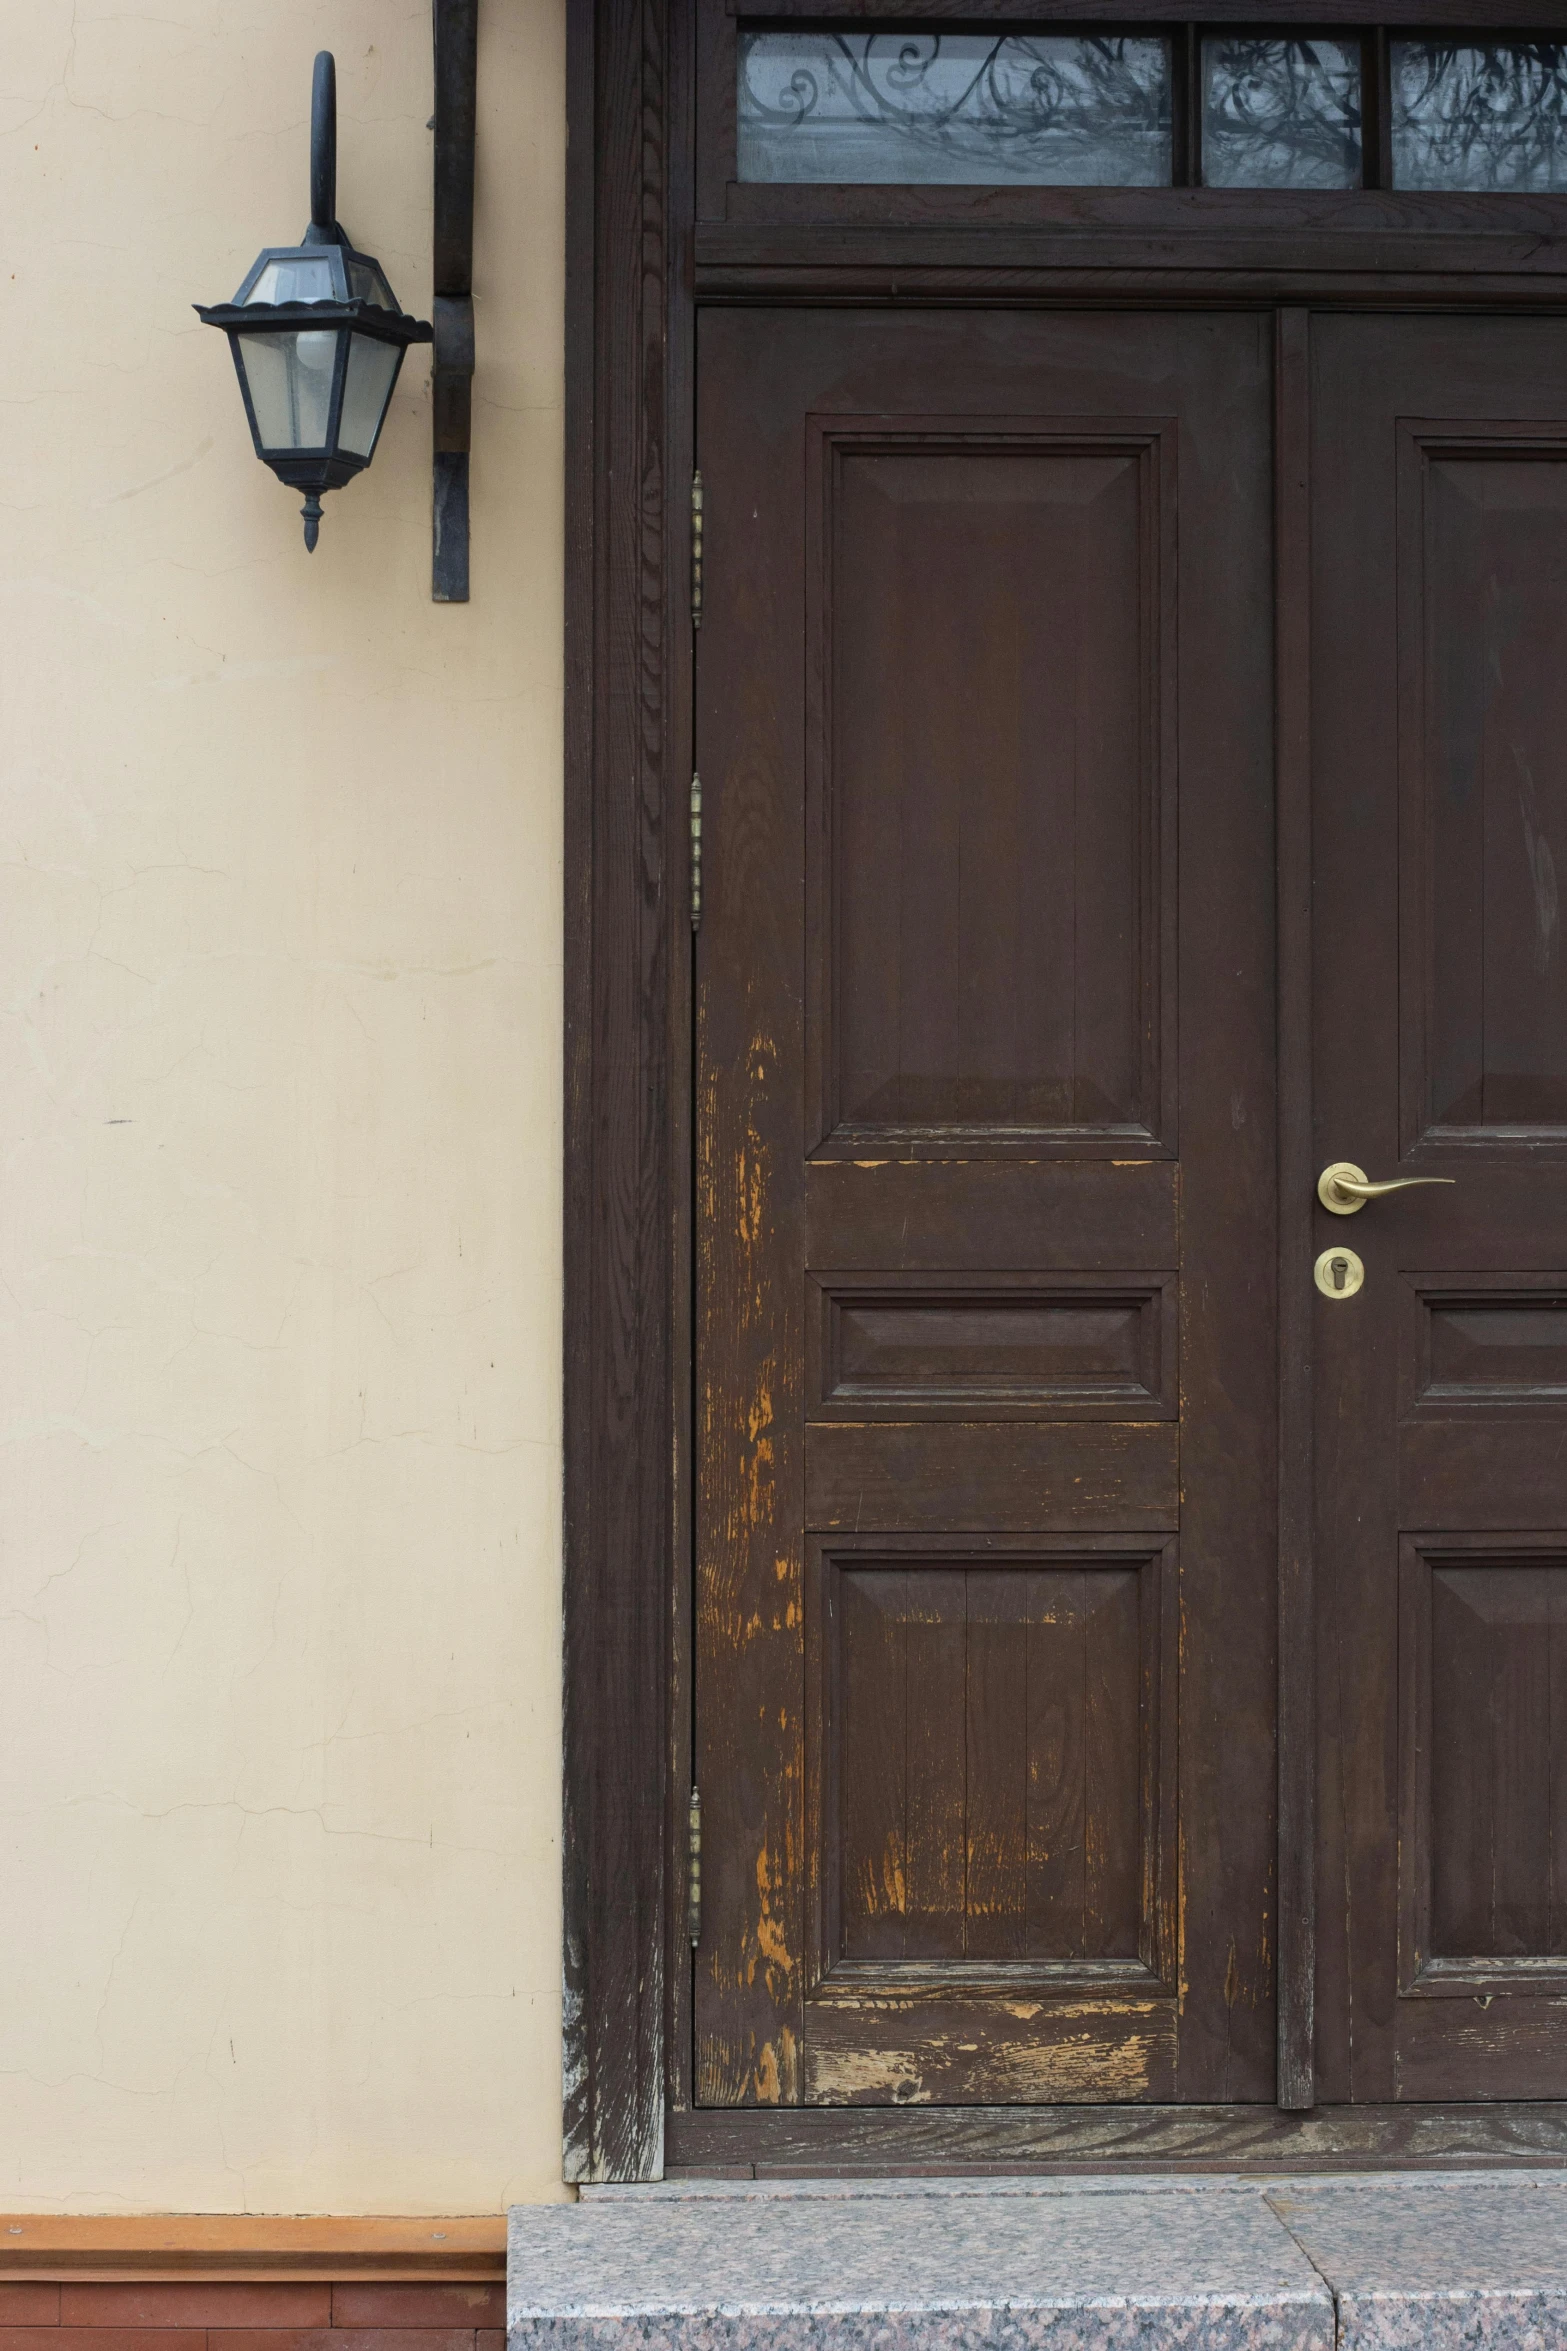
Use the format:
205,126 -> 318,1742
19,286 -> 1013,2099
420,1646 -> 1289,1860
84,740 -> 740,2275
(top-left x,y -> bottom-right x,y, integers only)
433,292 -> 475,453
432,0 -> 478,601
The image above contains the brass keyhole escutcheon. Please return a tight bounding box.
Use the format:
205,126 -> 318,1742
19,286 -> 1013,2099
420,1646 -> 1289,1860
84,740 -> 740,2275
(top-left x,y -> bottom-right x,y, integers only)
1314,1246 -> 1365,1299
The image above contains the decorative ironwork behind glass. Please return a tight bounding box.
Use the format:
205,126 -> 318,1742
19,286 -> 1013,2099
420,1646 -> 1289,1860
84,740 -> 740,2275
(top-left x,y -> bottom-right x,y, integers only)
737,31 -> 1172,186
1201,37 -> 1361,189
1392,41 -> 1567,190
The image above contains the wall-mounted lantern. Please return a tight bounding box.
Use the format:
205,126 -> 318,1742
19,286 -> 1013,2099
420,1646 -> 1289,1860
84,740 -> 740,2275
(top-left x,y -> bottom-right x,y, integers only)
196,53 -> 433,552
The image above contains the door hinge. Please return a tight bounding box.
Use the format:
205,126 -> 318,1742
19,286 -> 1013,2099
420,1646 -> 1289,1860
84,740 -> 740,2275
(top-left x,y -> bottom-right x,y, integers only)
689,772 -> 703,933
687,1785 -> 702,1946
690,470 -> 704,630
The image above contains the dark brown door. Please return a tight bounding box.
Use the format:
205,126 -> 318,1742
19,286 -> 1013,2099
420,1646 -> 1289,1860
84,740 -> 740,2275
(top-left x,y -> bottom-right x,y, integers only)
693,308 -> 1278,2106
1314,315 -> 1567,2102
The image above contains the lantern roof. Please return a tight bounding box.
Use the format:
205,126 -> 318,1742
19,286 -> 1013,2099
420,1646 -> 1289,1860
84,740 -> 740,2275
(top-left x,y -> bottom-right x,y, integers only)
196,234 -> 432,347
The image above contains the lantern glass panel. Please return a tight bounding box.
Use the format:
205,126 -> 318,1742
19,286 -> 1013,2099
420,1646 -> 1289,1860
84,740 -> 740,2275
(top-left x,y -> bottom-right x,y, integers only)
346,258 -> 398,309
237,327 -> 341,450
245,255 -> 338,304
338,331 -> 401,457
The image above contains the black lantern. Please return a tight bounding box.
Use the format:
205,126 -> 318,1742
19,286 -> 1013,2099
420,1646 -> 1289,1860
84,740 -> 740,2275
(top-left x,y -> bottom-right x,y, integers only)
197,53 -> 433,551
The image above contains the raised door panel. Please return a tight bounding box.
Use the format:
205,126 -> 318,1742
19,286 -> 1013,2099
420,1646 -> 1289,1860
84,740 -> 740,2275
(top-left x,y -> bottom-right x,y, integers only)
809,1271 -> 1177,1423
1399,1543 -> 1567,1990
1400,1272 -> 1567,1527
805,1536 -> 1178,2105
812,426 -> 1171,1153
819,1541 -> 1172,1972
1409,1279 -> 1567,1409
1392,1539 -> 1567,2097
1401,430 -> 1567,1150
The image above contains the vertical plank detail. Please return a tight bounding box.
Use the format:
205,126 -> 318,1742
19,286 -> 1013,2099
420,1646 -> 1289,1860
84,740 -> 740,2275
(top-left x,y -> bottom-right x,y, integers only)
562,0 -> 673,2182
1275,305 -> 1316,2111
903,1566 -> 968,1961
966,1570 -> 1030,1961
1026,1572 -> 1088,1953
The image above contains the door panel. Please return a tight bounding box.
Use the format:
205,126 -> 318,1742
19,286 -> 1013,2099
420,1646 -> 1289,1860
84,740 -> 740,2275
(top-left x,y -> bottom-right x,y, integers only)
1404,433 -> 1567,1143
1313,316 -> 1567,2102
1407,1542 -> 1567,1980
821,1541 -> 1163,1967
694,309 -> 1277,2108
809,1270 -> 1178,1423
815,427 -> 1168,1147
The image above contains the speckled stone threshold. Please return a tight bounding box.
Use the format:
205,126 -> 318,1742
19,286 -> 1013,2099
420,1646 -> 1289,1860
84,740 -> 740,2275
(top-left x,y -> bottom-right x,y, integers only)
508,2172 -> 1567,2351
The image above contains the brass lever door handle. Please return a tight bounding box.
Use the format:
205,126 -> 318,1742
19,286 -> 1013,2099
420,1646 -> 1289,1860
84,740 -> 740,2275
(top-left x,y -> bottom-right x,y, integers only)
1318,1160 -> 1457,1215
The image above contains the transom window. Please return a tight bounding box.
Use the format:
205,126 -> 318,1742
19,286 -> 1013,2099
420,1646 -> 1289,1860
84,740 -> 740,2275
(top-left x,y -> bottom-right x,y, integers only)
735,29 -> 1567,190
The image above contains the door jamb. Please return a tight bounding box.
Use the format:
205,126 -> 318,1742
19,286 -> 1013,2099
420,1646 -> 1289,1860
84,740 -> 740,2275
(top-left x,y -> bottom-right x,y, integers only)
562,0 -> 683,2185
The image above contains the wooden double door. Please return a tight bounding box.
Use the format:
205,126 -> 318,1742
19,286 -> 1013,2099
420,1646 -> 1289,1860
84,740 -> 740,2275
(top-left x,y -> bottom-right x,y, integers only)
693,307 -> 1567,2111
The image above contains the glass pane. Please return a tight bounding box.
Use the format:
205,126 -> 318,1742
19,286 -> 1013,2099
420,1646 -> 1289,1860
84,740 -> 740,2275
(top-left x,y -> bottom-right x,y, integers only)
737,31 -> 1171,186
338,332 -> 401,458
245,256 -> 337,305
236,328 -> 339,450
1202,37 -> 1362,188
1392,40 -> 1567,190
347,258 -> 398,310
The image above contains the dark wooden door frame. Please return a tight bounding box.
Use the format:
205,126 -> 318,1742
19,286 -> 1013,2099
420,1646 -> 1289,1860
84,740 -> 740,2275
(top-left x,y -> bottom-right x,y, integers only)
562,0 -> 1567,2183
562,0 -> 687,2188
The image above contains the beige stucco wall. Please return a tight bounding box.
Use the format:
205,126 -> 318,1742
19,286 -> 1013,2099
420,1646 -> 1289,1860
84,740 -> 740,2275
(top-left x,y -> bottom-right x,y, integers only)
0,0 -> 567,2211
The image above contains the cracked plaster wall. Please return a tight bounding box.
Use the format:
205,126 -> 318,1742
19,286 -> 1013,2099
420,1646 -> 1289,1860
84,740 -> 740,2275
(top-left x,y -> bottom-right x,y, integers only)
0,0 -> 566,2211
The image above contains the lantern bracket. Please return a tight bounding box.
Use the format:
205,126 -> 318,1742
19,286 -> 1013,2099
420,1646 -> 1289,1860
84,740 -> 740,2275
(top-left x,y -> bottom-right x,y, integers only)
309,50 -> 339,241
432,0 -> 478,602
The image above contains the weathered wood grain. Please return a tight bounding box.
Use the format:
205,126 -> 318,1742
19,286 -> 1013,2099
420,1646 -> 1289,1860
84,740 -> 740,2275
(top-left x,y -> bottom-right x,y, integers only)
807,1162 -> 1178,1272
803,1993 -> 1177,2106
804,1423 -> 1179,1532
561,0 -> 673,2184
667,2101 -> 1567,2174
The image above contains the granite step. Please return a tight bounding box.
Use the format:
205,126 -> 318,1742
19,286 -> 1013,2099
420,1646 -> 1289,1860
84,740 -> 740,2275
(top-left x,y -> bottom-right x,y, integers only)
1268,2174 -> 1567,2350
508,2173 -> 1567,2351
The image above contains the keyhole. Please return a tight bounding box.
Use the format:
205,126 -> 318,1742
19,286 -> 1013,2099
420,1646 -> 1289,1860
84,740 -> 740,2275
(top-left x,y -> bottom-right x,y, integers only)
1315,1244 -> 1363,1299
